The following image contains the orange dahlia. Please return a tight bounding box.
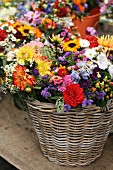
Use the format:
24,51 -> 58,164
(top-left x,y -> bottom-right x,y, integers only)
13,65 -> 36,91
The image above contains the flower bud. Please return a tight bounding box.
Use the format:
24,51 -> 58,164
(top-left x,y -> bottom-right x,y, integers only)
110,94 -> 113,98
25,87 -> 32,92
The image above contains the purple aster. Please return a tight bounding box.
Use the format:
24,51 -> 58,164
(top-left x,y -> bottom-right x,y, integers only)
82,98 -> 93,107
41,87 -> 51,99
32,69 -> 39,76
48,83 -> 57,91
64,104 -> 71,112
42,74 -> 49,79
95,91 -> 106,100
60,61 -> 69,66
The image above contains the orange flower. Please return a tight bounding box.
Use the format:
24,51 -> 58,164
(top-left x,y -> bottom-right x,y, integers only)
35,27 -> 42,38
72,0 -> 86,12
13,65 -> 36,91
41,18 -> 56,29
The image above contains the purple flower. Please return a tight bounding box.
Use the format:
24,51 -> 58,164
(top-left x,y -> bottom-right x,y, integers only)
63,52 -> 72,58
58,56 -> 65,62
95,91 -> 106,100
32,69 -> 39,76
48,83 -> 57,91
42,74 -> 49,79
86,27 -> 98,36
64,104 -> 71,112
82,98 -> 93,107
90,67 -> 99,80
41,87 -> 51,99
60,61 -> 69,66
60,32 -> 66,37
79,79 -> 91,89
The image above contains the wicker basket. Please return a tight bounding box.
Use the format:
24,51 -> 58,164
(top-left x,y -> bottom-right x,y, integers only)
26,99 -> 113,166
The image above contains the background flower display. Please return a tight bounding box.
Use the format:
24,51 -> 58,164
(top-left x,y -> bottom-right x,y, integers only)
28,0 -> 107,38
30,0 -> 105,19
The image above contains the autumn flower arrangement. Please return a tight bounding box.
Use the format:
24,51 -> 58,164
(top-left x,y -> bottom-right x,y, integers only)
2,31 -> 113,111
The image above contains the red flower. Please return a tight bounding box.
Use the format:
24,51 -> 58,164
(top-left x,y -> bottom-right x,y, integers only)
58,68 -> 69,77
85,36 -> 98,48
13,65 -> 36,91
0,29 -> 7,41
63,83 -> 84,107
54,0 -> 67,17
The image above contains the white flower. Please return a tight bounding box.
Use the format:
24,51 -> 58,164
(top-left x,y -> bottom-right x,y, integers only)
0,41 -> 7,46
84,48 -> 96,60
6,49 -> 17,61
80,39 -> 90,48
97,53 -> 111,70
108,65 -> 113,79
11,36 -> 17,42
8,26 -> 14,32
12,29 -> 17,34
0,7 -> 17,20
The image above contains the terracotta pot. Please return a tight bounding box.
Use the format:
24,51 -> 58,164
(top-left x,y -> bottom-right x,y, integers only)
72,7 -> 101,38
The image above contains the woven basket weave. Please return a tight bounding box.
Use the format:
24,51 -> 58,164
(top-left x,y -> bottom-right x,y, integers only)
26,99 -> 113,166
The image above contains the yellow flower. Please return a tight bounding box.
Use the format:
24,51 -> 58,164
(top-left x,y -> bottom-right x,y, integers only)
37,57 -> 53,76
98,35 -> 113,51
16,45 -> 36,65
63,39 -> 80,52
50,34 -> 64,44
18,25 -> 35,37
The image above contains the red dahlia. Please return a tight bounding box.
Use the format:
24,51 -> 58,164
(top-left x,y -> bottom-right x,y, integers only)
0,29 -> 7,41
63,83 -> 84,107
58,68 -> 69,77
85,36 -> 99,48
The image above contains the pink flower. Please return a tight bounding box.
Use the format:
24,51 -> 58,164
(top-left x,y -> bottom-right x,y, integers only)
58,86 -> 66,92
100,4 -> 107,13
63,75 -> 72,86
28,40 -> 44,48
50,75 -> 63,85
24,11 -> 40,21
57,75 -> 72,92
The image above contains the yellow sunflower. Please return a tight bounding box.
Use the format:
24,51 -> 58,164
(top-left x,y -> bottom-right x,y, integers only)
63,39 -> 80,52
18,25 -> 35,37
36,57 -> 53,76
98,35 -> 113,51
16,45 -> 36,65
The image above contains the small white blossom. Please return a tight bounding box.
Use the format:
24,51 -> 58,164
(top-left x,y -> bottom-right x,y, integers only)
80,39 -> 90,48
84,48 -> 96,60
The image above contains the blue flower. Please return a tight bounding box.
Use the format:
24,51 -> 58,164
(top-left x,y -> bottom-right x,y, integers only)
70,70 -> 80,83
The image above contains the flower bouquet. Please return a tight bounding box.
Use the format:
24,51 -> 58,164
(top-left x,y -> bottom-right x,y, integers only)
1,1 -> 113,166
2,27 -> 113,165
